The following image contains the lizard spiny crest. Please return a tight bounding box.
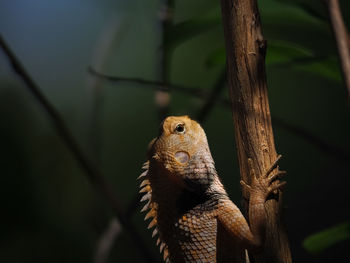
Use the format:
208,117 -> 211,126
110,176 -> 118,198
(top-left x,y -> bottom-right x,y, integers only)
139,161 -> 170,262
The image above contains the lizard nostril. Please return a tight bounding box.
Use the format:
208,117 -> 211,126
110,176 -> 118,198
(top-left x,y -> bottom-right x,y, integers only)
175,151 -> 190,164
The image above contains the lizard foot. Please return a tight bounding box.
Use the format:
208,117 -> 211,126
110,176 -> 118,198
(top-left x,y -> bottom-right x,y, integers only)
240,155 -> 286,200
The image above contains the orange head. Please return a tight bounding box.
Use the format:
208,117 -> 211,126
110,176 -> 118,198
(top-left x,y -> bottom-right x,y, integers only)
148,116 -> 213,180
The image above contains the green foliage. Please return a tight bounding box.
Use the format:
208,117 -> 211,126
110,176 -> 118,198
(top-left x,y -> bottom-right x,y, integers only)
266,41 -> 313,65
294,56 -> 342,82
205,48 -> 225,68
165,16 -> 220,53
167,0 -> 340,83
275,0 -> 328,21
303,222 -> 350,254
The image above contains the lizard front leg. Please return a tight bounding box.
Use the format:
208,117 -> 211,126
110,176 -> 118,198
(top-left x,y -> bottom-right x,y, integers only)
217,155 -> 286,249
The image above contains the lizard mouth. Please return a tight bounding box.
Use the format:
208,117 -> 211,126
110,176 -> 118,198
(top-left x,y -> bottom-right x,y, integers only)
174,151 -> 190,164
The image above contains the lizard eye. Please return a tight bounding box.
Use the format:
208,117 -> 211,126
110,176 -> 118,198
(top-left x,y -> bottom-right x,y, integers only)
174,123 -> 185,134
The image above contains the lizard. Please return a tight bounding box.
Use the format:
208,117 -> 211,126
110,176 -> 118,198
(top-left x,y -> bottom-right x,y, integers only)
139,115 -> 286,262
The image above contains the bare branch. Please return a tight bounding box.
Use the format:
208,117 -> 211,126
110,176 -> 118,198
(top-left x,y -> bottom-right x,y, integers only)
196,70 -> 226,123
94,219 -> 122,263
0,35 -> 155,263
325,0 -> 350,99
90,68 -> 350,164
89,66 -> 208,99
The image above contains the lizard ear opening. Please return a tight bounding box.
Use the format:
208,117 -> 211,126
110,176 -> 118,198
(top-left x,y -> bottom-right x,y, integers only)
175,151 -> 190,164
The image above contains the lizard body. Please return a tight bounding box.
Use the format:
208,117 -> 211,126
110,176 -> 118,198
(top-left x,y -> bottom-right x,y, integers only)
139,116 -> 285,263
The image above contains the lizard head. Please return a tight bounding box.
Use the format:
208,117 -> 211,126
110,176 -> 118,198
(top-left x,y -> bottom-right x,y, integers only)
148,116 -> 214,187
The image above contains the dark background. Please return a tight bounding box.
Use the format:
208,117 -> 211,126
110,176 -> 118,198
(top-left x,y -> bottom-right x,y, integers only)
0,0 -> 349,262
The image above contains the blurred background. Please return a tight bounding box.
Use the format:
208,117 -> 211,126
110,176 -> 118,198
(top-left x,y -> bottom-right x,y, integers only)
0,0 -> 350,262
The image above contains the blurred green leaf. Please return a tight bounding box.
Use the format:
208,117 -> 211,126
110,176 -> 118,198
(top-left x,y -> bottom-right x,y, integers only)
261,0 -> 325,25
265,40 -> 341,82
165,16 -> 221,53
205,48 -> 225,68
295,56 -> 342,82
303,222 -> 350,254
266,40 -> 313,65
274,0 -> 328,21
261,0 -> 332,56
205,41 -> 341,83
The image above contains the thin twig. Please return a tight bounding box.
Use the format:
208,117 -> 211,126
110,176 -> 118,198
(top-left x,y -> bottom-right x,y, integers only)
196,70 -> 226,123
325,0 -> 350,99
89,66 -> 208,99
89,68 -> 350,164
0,35 -> 155,263
94,218 -> 122,263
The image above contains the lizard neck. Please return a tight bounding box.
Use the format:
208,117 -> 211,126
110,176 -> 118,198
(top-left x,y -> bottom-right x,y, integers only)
148,159 -> 228,214
205,174 -> 228,197
148,161 -> 183,212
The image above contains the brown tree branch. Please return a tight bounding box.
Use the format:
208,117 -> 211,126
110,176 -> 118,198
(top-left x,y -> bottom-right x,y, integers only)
0,35 -> 155,263
325,0 -> 350,99
220,1 -> 292,263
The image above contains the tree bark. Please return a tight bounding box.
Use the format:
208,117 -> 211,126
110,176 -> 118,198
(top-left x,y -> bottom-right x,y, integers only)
325,0 -> 350,100
219,1 -> 292,263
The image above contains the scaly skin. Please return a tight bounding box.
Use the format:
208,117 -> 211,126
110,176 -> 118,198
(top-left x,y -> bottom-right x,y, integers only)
139,116 -> 285,263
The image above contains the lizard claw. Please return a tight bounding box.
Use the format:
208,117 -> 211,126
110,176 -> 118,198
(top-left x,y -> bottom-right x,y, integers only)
264,155 -> 286,196
240,179 -> 252,191
264,154 -> 282,178
269,181 -> 287,193
267,170 -> 287,183
246,155 -> 286,199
